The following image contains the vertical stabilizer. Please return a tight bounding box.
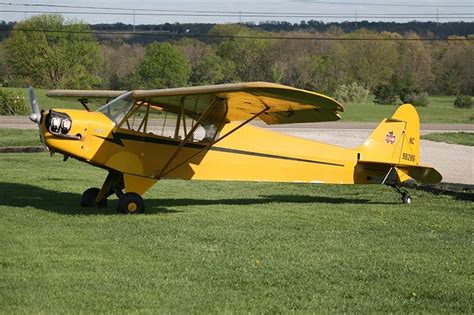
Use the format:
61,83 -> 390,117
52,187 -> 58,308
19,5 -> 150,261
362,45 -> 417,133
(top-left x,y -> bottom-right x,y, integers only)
358,104 -> 420,166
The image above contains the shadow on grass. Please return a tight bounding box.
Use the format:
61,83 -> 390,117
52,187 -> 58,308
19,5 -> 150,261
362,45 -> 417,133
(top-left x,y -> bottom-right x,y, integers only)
0,182 -> 388,216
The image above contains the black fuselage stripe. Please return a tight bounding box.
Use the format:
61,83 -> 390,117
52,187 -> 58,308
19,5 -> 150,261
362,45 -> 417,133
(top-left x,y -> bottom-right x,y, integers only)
209,146 -> 344,167
99,132 -> 344,167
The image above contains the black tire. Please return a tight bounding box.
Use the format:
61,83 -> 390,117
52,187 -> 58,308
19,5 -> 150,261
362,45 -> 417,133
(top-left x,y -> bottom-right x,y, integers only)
117,192 -> 145,214
401,192 -> 412,204
80,187 -> 108,208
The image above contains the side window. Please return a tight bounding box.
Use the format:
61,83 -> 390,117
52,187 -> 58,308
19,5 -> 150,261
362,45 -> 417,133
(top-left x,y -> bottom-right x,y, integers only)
119,103 -> 209,142
120,104 -> 147,132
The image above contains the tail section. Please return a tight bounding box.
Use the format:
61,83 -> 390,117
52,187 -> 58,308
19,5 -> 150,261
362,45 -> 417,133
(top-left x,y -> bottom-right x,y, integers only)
356,104 -> 441,184
358,104 -> 419,166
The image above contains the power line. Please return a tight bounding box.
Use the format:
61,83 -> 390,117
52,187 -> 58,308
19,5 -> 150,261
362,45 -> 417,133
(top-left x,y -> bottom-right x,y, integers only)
1,27 -> 472,41
0,9 -> 471,20
0,1 -> 472,15
286,1 -> 473,8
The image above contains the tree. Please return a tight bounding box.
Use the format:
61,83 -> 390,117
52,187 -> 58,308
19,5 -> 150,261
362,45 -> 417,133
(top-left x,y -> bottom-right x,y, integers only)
190,54 -> 238,85
211,25 -> 276,82
330,30 -> 398,91
392,32 -> 434,99
433,36 -> 473,95
0,41 -> 10,86
174,38 -> 214,69
4,14 -> 101,89
137,42 -> 191,89
99,40 -> 145,89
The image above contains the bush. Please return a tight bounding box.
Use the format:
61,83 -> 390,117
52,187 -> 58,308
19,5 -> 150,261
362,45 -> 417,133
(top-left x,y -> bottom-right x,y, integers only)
0,89 -> 29,115
334,82 -> 369,104
373,84 -> 397,105
454,95 -> 473,109
404,92 -> 430,107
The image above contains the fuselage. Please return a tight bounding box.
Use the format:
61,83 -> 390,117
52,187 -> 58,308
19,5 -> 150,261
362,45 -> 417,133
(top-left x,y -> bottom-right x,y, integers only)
41,108 -> 364,185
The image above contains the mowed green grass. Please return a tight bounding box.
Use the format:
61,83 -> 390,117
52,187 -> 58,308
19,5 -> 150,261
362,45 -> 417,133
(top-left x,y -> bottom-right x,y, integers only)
0,153 -> 472,313
422,132 -> 474,146
0,129 -> 40,147
3,87 -> 473,124
343,96 -> 473,123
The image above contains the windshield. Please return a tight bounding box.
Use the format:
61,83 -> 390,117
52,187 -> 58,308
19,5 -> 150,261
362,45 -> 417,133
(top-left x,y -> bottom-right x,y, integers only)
97,92 -> 133,124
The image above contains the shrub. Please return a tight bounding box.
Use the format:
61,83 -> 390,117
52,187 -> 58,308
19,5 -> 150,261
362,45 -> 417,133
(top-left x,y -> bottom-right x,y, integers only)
404,92 -> 430,107
454,95 -> 473,109
334,82 -> 369,104
0,89 -> 29,115
373,84 -> 397,105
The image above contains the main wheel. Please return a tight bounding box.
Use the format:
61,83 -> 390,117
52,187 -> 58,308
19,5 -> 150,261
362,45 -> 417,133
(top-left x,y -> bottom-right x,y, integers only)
80,187 -> 108,208
117,192 -> 145,214
401,192 -> 412,204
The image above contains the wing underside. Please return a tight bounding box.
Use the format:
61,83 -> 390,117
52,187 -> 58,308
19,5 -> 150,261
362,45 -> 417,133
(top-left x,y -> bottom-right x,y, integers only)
47,90 -> 126,107
133,82 -> 344,125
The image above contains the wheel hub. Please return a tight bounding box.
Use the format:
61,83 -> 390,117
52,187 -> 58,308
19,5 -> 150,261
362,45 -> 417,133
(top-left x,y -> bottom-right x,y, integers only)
128,202 -> 138,212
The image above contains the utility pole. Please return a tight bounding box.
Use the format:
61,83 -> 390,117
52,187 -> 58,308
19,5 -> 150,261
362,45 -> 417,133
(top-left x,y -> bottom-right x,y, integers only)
133,10 -> 136,32
436,8 -> 439,28
355,9 -> 357,28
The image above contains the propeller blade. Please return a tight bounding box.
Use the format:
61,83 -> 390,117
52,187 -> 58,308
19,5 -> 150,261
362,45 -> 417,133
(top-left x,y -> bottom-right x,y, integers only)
28,86 -> 48,151
29,86 -> 39,113
29,86 -> 41,123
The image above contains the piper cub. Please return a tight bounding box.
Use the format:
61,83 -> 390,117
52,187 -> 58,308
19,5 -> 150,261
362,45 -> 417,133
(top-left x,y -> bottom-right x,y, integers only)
28,82 -> 441,214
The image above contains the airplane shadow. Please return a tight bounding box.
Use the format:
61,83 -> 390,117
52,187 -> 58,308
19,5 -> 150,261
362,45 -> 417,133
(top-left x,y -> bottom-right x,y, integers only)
0,182 -> 394,216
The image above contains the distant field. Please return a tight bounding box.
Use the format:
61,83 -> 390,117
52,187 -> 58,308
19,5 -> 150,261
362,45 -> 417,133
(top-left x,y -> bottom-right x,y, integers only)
422,132 -> 474,146
0,153 -> 472,313
343,96 -> 473,123
2,87 -> 473,124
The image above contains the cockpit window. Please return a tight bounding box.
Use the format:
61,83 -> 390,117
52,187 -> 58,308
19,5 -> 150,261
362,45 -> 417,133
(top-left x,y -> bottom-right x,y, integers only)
97,92 -> 133,124
118,102 -> 211,143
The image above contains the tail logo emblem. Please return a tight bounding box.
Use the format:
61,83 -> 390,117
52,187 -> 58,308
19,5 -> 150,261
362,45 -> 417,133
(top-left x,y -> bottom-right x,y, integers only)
385,131 -> 396,144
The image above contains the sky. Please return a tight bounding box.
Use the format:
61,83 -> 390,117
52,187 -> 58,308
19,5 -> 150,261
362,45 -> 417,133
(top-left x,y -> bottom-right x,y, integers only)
0,0 -> 473,24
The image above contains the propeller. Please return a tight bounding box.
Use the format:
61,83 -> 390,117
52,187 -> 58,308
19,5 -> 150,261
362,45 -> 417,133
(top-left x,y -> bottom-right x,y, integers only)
28,86 -> 48,151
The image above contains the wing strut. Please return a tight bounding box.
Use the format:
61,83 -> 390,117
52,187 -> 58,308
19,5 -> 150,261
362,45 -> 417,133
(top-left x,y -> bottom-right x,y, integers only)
156,97 -> 221,179
157,106 -> 269,179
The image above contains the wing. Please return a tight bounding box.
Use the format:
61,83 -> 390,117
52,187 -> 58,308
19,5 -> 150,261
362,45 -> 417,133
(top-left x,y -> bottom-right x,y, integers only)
47,90 -> 127,108
132,82 -> 343,125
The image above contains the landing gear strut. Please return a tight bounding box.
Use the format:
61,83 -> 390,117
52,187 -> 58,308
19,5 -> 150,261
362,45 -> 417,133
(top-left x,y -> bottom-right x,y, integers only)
80,171 -> 125,209
389,184 -> 412,204
79,171 -> 146,214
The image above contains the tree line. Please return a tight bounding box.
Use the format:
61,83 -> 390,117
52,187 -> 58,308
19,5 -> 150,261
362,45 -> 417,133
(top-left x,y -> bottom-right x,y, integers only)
0,14 -> 472,104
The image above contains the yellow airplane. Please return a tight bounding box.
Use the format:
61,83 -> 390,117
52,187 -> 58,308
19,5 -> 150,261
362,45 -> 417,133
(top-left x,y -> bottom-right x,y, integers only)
28,82 -> 441,214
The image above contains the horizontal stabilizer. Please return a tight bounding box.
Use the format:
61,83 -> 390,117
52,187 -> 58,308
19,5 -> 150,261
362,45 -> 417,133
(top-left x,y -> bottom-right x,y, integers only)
356,161 -> 442,184
398,165 -> 442,184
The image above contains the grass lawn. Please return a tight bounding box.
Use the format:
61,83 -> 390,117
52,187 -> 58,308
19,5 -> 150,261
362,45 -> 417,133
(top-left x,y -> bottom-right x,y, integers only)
422,132 -> 474,146
2,88 -> 473,124
0,128 -> 41,147
343,96 -> 473,123
0,153 -> 472,313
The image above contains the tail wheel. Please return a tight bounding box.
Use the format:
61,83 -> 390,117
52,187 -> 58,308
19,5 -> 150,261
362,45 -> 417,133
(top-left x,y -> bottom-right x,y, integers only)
80,187 -> 108,208
402,192 -> 412,204
117,192 -> 145,214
